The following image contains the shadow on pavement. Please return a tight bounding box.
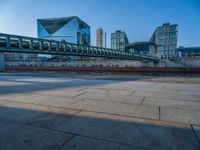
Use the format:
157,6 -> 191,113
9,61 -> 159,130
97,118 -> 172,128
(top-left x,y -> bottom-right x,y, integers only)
0,103 -> 199,150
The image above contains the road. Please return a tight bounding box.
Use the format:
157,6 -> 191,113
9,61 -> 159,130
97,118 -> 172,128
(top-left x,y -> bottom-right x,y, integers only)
0,73 -> 200,150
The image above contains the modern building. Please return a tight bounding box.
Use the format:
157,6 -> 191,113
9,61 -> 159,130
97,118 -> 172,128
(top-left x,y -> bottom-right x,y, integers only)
37,16 -> 91,46
125,42 -> 156,55
150,23 -> 178,59
96,28 -> 104,48
111,30 -> 129,51
177,46 -> 200,58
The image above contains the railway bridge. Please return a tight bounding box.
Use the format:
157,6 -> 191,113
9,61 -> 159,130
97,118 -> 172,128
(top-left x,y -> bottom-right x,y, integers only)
0,33 -> 159,71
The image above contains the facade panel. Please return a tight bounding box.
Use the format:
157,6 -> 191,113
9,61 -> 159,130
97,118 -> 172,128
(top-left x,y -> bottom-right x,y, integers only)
37,22 -> 50,38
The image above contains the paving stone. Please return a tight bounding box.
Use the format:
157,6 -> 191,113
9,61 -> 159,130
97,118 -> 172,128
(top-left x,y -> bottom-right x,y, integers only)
77,89 -> 143,104
160,106 -> 200,125
0,94 -> 24,100
61,135 -> 147,150
193,125 -> 200,142
143,97 -> 200,107
134,91 -> 200,101
126,84 -> 168,92
0,99 -> 11,105
90,84 -> 127,90
162,83 -> 200,91
0,119 -> 73,150
0,102 -> 79,129
69,99 -> 159,120
0,81 -> 30,86
56,111 -> 200,150
33,88 -> 85,98
7,94 -> 83,107
82,88 -> 133,93
0,85 -> 44,95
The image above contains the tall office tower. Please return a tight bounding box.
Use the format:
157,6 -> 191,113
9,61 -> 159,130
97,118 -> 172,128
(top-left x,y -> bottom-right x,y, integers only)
110,30 -> 129,51
150,23 -> 178,59
37,16 -> 91,46
96,28 -> 104,48
104,32 -> 107,48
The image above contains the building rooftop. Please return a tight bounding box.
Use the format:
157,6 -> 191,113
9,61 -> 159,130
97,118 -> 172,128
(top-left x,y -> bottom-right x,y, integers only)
126,41 -> 156,49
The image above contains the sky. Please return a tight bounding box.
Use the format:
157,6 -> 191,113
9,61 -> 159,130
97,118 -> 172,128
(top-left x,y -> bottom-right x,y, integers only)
0,0 -> 200,47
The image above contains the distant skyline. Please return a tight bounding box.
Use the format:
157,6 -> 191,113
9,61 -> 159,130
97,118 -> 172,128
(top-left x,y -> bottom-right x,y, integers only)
0,0 -> 200,47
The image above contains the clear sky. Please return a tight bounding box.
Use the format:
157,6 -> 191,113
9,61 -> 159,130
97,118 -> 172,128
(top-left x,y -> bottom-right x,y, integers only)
0,0 -> 199,47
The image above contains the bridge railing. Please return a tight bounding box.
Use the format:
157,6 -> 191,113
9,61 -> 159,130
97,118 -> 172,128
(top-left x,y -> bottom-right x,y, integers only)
0,33 -> 159,62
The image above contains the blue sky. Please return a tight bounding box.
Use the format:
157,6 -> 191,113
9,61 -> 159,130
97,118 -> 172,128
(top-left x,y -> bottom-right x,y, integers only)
0,0 -> 199,47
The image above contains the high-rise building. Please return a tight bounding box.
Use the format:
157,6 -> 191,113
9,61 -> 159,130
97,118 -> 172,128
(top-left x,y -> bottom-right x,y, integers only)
37,16 -> 91,46
150,23 -> 178,59
111,30 -> 129,51
96,28 -> 104,48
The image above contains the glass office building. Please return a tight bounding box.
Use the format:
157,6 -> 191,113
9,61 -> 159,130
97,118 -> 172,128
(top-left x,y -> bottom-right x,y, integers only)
111,30 -> 129,51
150,23 -> 178,59
37,16 -> 90,46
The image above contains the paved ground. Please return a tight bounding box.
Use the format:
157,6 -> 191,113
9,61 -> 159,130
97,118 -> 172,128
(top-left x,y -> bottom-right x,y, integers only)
0,72 -> 200,150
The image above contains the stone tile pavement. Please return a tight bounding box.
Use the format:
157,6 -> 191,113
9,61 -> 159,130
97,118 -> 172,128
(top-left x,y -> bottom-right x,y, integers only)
0,73 -> 200,150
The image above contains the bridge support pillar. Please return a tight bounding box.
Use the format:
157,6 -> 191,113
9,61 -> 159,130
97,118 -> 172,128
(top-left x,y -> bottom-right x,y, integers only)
153,61 -> 159,67
0,53 -> 5,72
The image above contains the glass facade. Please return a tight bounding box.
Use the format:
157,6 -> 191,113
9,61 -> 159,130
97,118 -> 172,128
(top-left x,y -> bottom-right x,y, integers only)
125,42 -> 156,55
37,16 -> 90,46
110,30 -> 129,51
150,23 -> 178,59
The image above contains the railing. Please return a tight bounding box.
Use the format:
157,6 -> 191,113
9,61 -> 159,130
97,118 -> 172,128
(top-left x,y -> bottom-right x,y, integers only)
0,33 -> 159,62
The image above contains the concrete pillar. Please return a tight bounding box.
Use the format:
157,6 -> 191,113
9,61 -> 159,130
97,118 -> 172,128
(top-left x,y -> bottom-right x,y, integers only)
153,61 -> 160,67
0,53 -> 5,72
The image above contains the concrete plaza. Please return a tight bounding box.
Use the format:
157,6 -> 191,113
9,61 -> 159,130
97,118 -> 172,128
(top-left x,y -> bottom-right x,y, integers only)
0,73 -> 200,150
